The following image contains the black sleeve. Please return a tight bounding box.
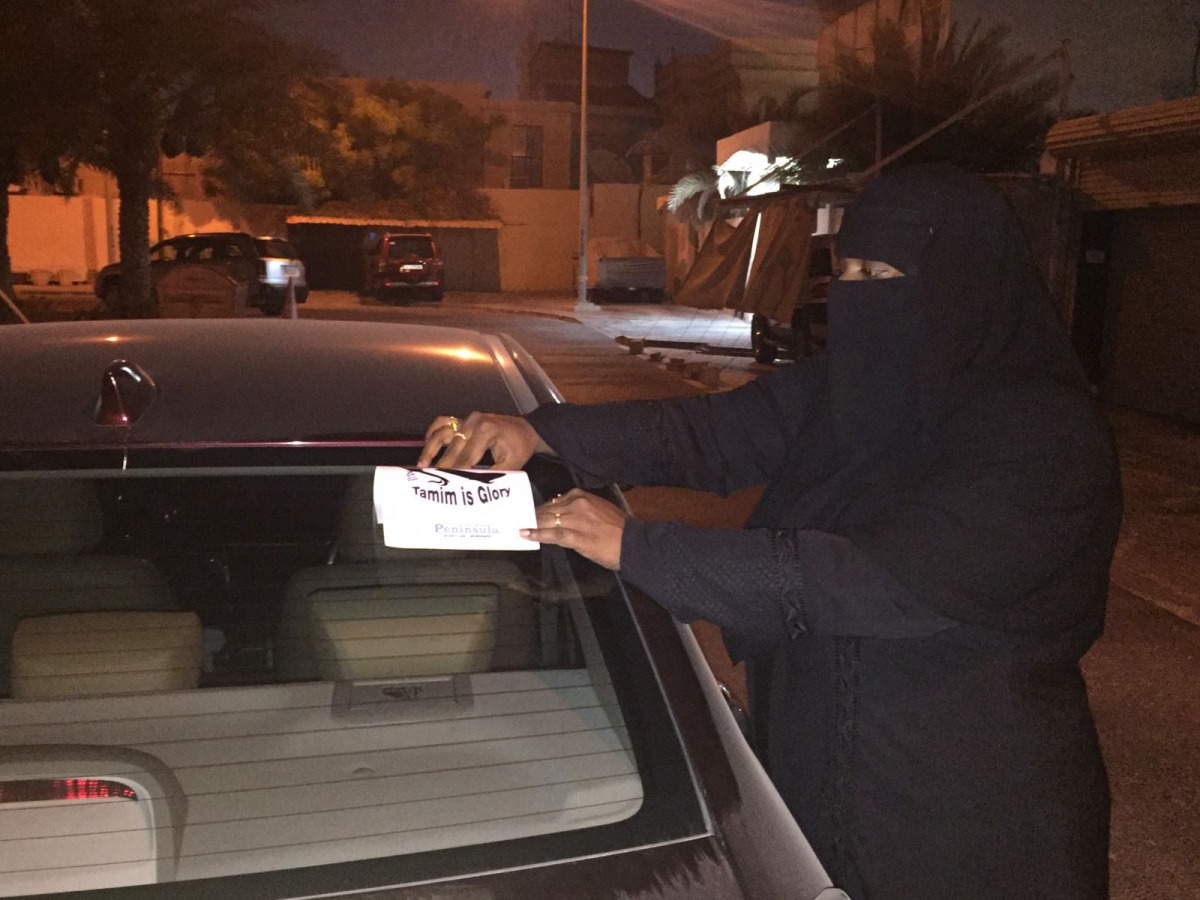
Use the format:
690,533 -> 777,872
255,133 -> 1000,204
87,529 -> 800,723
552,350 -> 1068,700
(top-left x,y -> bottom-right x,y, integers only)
525,355 -> 830,495
620,520 -> 954,640
618,387 -> 1120,641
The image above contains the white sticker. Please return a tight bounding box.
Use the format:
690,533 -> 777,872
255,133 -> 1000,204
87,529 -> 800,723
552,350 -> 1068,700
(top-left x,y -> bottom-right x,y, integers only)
373,467 -> 539,551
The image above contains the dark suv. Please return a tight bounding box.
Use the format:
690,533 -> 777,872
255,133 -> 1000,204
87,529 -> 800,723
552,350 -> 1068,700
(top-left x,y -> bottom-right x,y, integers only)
94,232 -> 309,316
366,232 -> 445,303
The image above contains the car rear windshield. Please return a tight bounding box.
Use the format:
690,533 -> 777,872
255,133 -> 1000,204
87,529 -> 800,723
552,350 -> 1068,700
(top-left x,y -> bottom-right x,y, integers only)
0,453 -> 702,899
253,239 -> 299,260
386,236 -> 435,259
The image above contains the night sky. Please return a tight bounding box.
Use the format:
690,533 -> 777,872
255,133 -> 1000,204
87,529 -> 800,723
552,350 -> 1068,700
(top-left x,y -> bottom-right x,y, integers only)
269,0 -> 1196,113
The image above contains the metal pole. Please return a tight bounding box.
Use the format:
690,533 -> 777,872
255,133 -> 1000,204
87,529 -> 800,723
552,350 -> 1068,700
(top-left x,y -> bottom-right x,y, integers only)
576,0 -> 596,310
0,286 -> 30,324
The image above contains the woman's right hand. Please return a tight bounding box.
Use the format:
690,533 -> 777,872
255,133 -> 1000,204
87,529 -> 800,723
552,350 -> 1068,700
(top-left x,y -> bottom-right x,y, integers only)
417,412 -> 550,470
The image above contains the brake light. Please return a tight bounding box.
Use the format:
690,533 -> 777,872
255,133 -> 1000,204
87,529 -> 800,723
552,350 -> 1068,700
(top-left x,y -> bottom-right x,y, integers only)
257,259 -> 268,279
0,779 -> 138,803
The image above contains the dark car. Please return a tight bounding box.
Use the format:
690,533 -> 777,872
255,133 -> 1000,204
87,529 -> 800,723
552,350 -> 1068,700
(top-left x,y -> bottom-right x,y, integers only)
750,232 -> 835,364
0,319 -> 846,900
366,232 -> 445,303
93,233 -> 309,317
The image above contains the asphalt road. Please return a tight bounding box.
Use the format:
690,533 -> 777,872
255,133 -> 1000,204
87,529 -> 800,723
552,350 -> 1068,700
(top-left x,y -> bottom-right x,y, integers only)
306,295 -> 1199,900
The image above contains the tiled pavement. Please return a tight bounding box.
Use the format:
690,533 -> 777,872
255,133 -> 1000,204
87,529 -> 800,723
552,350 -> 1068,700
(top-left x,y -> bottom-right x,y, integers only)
444,291 -> 769,390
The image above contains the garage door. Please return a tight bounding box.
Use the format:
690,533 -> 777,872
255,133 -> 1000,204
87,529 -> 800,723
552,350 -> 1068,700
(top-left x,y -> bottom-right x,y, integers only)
1106,206 -> 1200,424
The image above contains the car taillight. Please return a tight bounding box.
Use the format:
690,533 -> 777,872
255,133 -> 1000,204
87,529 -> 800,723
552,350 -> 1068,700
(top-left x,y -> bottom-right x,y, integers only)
257,259 -> 268,279
0,779 -> 139,803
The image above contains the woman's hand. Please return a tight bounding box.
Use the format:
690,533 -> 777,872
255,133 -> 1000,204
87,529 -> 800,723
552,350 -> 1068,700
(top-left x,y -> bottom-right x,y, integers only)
418,412 -> 549,470
521,488 -> 627,571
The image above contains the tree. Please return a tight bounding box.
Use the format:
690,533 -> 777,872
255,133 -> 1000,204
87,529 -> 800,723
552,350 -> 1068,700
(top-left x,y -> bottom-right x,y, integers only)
647,76 -> 760,185
200,78 -> 347,210
0,1 -> 94,322
207,78 -> 500,221
67,0 -> 329,318
797,16 -> 1059,176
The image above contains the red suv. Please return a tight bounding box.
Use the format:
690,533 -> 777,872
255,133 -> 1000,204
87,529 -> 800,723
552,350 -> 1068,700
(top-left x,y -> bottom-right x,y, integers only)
365,232 -> 445,303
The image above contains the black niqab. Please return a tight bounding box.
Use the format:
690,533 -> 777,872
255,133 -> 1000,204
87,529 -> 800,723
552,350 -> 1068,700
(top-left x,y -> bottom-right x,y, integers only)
750,164 -> 1092,533
833,164 -> 1091,431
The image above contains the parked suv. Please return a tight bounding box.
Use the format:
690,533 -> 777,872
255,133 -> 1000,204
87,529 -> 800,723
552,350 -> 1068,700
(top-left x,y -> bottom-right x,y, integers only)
366,231 -> 445,303
94,232 -> 309,316
750,233 -> 835,364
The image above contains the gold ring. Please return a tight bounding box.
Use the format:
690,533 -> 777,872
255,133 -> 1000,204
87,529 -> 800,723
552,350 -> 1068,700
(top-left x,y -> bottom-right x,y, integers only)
553,512 -> 563,528
453,432 -> 469,442
446,417 -> 460,433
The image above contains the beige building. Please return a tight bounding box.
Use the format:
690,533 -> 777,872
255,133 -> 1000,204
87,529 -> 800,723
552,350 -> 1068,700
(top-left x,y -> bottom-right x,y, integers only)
457,89 -> 660,190
418,39 -> 662,190
655,38 -> 822,118
6,54 -> 670,294
816,0 -> 953,71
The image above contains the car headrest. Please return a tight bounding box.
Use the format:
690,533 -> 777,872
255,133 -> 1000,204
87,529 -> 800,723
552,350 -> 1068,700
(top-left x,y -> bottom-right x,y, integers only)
0,479 -> 103,556
308,584 -> 500,680
10,611 -> 203,700
334,474 -> 466,562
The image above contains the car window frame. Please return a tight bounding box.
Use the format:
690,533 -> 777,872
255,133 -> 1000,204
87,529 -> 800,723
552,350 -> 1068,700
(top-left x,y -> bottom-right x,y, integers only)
385,235 -> 437,260
0,446 -> 712,900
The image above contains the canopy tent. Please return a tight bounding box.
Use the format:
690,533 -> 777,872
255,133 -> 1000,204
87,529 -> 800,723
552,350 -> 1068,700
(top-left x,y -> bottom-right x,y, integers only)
671,216 -> 758,311
739,198 -> 819,322
672,191 -> 827,318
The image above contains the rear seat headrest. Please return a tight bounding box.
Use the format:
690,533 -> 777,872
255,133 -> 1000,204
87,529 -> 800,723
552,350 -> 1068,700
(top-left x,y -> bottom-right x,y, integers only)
309,585 -> 500,680
335,474 -> 466,562
0,479 -> 103,556
11,611 -> 203,700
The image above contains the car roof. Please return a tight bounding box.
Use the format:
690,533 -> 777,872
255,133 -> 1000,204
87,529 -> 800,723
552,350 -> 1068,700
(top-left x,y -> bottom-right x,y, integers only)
0,320 -> 534,447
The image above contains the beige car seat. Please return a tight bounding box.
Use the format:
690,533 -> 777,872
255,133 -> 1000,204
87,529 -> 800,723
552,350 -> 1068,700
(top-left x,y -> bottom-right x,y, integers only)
0,479 -> 177,696
11,610 -> 203,699
276,474 -> 541,680
331,473 -> 469,563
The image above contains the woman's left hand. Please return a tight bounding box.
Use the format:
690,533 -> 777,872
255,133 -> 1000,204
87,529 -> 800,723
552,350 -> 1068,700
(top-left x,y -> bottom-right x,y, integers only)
521,488 -> 628,571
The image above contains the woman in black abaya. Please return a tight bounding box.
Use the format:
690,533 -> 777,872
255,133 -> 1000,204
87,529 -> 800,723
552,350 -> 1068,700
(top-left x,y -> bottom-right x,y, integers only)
420,164 -> 1121,899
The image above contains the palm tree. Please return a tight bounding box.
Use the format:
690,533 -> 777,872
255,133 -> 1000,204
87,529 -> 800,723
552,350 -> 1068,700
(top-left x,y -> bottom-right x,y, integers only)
796,15 -> 1059,176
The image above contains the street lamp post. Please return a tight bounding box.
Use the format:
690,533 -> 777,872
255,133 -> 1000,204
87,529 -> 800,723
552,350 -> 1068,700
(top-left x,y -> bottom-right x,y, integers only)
575,0 -> 597,310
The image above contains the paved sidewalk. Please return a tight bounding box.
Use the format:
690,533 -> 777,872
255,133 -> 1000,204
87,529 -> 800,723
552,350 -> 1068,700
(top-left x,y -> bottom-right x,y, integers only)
345,290 -> 771,390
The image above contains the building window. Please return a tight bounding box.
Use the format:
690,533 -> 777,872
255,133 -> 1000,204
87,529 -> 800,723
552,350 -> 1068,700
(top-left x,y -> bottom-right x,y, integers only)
510,125 -> 544,189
